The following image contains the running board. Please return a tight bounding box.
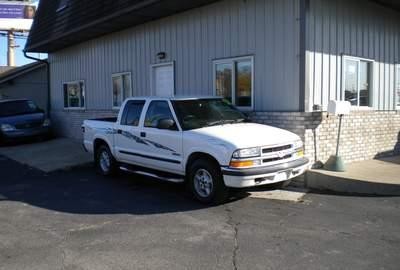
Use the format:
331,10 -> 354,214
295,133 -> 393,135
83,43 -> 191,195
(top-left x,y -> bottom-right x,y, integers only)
119,166 -> 185,183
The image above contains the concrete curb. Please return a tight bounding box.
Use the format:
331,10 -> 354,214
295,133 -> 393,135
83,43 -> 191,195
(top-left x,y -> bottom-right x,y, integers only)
305,170 -> 400,196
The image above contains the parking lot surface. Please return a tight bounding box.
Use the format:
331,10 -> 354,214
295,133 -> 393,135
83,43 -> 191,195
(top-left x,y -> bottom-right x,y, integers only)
0,156 -> 399,270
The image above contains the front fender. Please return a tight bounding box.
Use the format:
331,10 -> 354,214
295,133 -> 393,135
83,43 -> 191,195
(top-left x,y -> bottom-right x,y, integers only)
184,144 -> 233,167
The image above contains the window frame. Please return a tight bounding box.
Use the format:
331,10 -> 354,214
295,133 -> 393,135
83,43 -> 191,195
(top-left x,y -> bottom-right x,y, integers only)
395,64 -> 400,110
213,55 -> 254,110
341,55 -> 374,108
111,72 -> 133,110
63,80 -> 85,110
120,100 -> 145,127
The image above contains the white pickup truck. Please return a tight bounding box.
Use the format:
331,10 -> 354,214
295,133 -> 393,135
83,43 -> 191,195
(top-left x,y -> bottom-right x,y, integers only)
83,97 -> 309,204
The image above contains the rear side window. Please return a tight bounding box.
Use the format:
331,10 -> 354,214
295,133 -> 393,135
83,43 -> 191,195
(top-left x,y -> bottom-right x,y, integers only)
144,101 -> 176,129
121,100 -> 145,126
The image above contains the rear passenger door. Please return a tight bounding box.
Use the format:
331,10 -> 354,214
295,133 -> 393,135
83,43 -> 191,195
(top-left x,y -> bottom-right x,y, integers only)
114,100 -> 146,164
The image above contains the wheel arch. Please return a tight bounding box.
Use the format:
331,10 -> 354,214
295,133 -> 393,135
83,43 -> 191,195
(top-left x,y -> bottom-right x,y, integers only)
93,137 -> 112,158
185,152 -> 221,175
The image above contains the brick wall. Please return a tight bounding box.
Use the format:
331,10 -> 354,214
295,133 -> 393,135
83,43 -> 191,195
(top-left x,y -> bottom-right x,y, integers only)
51,110 -> 118,140
51,109 -> 400,164
250,111 -> 400,164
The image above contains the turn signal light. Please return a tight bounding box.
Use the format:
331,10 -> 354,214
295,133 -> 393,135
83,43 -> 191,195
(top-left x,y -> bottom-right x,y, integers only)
297,150 -> 304,157
229,160 -> 254,168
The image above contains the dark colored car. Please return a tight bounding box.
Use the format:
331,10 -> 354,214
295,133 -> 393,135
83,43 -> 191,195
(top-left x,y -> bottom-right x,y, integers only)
0,99 -> 51,143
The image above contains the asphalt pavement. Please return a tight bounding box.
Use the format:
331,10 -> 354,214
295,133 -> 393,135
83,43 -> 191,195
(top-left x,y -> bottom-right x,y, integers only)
0,155 -> 399,270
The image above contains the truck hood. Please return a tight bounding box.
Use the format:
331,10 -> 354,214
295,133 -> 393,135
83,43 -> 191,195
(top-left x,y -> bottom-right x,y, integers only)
188,123 -> 301,149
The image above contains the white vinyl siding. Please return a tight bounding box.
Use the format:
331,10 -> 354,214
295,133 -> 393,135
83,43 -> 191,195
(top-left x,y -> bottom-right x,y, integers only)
306,0 -> 400,111
49,0 -> 301,112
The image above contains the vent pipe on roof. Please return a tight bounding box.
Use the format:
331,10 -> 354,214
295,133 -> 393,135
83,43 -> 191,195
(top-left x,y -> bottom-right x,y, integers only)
7,31 -> 19,67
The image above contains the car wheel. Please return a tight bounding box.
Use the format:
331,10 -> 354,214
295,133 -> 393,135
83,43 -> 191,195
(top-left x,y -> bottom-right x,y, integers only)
188,158 -> 229,204
96,145 -> 117,176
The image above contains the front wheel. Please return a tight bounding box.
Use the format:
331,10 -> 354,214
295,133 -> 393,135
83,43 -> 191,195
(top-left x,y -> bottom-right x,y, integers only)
95,145 -> 118,176
188,159 -> 229,204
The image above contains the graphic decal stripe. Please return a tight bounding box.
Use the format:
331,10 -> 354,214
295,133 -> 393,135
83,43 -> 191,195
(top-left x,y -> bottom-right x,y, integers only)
94,127 -> 178,154
119,150 -> 181,164
121,131 -> 149,146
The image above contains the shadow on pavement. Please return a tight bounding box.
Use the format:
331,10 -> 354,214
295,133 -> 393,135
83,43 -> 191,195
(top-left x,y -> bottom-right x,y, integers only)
0,155 -> 247,215
306,189 -> 399,198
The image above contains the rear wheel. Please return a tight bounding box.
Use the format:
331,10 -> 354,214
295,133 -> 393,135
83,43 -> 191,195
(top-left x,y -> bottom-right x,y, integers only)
95,145 -> 118,176
188,158 -> 228,204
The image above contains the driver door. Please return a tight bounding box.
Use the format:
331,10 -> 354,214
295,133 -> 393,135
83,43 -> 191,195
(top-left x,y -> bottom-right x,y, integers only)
136,100 -> 183,175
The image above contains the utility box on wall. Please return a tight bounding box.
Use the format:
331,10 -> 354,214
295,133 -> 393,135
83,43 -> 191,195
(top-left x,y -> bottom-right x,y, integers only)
327,100 -> 351,115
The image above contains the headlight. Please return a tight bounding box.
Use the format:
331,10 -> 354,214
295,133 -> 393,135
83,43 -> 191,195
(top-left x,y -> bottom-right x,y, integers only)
0,124 -> 16,132
42,119 -> 51,127
232,147 -> 261,159
293,139 -> 303,149
293,140 -> 304,157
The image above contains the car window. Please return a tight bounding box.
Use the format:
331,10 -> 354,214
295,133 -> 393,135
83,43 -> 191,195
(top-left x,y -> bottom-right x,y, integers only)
121,100 -> 145,126
0,100 -> 40,117
144,101 -> 177,130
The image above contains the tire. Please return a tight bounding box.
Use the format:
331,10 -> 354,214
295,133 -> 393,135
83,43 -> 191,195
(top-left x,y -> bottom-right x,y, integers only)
187,158 -> 229,204
95,144 -> 118,176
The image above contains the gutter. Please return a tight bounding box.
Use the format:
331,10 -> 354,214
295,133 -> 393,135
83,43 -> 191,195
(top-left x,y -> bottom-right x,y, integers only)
23,51 -> 51,117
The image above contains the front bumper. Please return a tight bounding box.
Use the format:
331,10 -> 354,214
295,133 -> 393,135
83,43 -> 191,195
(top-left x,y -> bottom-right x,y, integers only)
1,126 -> 51,141
222,157 -> 310,188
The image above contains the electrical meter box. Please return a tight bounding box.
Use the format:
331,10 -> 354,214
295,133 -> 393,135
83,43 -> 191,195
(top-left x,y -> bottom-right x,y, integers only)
327,100 -> 351,115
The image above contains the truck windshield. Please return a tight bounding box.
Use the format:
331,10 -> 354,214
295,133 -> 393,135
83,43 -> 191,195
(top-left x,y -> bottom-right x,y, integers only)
172,99 -> 248,131
0,100 -> 40,117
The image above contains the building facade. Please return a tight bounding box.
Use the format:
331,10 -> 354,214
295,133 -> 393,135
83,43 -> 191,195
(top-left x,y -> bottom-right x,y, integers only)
26,0 -> 400,164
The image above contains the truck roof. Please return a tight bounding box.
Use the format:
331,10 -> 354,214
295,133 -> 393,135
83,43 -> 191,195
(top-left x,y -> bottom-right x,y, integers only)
125,96 -> 222,101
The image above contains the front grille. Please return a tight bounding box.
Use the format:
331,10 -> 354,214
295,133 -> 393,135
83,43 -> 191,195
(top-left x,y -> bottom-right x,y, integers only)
262,144 -> 292,154
263,154 -> 292,163
15,122 -> 42,130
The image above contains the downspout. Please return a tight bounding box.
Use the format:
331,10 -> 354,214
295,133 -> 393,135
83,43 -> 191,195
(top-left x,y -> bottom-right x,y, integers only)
23,51 -> 51,118
299,0 -> 308,112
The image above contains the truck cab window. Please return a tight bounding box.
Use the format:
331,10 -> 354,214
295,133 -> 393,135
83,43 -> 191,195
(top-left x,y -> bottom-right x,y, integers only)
144,101 -> 176,130
121,101 -> 145,126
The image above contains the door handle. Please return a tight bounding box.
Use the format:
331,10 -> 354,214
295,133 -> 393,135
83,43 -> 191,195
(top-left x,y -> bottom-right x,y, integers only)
140,132 -> 146,138
117,129 -> 122,134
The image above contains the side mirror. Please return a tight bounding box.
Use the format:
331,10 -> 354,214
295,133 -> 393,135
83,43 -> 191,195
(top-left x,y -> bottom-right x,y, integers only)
157,118 -> 176,130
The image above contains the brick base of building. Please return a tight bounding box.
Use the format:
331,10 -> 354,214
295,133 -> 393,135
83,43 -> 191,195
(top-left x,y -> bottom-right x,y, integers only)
250,110 -> 400,164
51,109 -> 400,165
51,110 -> 118,140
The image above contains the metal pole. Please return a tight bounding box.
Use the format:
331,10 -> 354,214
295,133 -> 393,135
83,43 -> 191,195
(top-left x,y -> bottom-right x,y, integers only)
336,114 -> 343,157
7,31 -> 16,67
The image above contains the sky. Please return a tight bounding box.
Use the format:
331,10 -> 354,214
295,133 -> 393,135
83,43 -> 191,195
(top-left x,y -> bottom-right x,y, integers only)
0,0 -> 44,66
